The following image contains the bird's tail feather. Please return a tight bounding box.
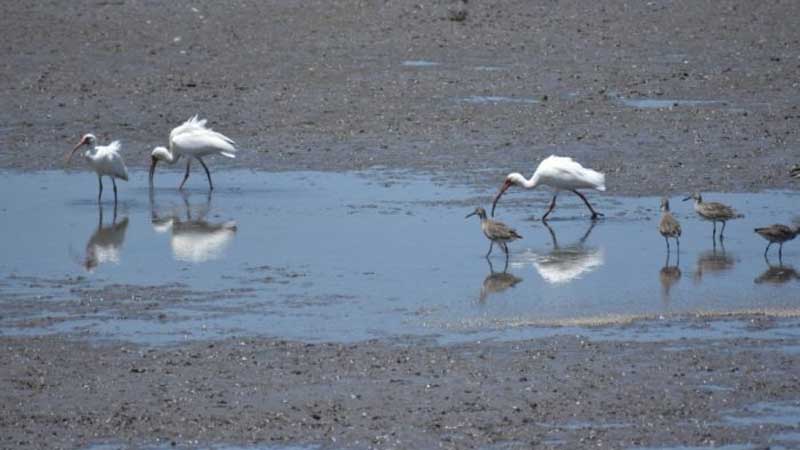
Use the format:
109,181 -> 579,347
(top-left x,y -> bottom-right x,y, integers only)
220,152 -> 236,158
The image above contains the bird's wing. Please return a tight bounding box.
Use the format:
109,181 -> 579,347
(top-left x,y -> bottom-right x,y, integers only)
172,128 -> 237,156
537,155 -> 606,191
170,115 -> 208,142
488,221 -> 522,240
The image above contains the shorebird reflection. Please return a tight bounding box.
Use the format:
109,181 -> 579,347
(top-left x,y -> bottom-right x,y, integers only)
693,241 -> 735,283
512,221 -> 603,284
659,252 -> 681,305
77,205 -> 129,272
755,258 -> 799,285
479,258 -> 523,302
149,189 -> 237,263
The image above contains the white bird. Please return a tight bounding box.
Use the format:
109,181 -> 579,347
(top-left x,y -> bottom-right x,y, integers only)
65,134 -> 129,203
491,155 -> 606,221
149,116 -> 237,190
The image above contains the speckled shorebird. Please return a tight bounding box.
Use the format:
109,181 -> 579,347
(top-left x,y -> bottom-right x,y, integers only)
682,192 -> 741,240
466,207 -> 522,257
790,164 -> 800,179
658,197 -> 682,253
754,224 -> 799,259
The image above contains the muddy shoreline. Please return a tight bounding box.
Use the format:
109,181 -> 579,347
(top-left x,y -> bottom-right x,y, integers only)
2,326 -> 800,450
2,1 -> 799,194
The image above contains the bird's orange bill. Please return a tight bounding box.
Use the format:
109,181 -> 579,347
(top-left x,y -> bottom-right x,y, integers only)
491,179 -> 513,217
65,136 -> 88,164
148,156 -> 158,184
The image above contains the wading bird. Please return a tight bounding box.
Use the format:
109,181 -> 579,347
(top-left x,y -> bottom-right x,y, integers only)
754,224 -> 799,259
491,155 -> 606,221
65,134 -> 129,203
658,197 -> 682,253
149,116 -> 237,190
466,207 -> 522,258
682,192 -> 741,241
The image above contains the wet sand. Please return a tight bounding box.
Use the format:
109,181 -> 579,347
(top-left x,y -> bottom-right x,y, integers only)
2,1 -> 800,449
3,326 -> 800,449
1,0 -> 799,193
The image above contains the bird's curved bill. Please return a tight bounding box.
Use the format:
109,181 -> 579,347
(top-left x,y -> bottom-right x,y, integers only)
65,138 -> 86,164
490,180 -> 513,217
465,211 -> 476,219
681,195 -> 692,201
148,156 -> 158,185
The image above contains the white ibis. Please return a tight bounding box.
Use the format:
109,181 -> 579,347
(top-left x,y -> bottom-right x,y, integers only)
491,155 -> 606,221
65,134 -> 129,203
149,116 -> 237,190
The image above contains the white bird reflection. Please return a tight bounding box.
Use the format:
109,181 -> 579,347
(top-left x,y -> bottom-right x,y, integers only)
510,221 -> 603,284
149,189 -> 237,263
479,258 -> 523,302
77,205 -> 129,272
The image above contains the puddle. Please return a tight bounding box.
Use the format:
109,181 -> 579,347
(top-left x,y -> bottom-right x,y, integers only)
459,95 -> 540,105
723,401 -> 800,427
1,170 -> 800,344
617,97 -> 727,109
401,60 -> 439,67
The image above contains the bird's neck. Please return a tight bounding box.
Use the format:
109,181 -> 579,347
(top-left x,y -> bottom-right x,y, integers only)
164,149 -> 179,164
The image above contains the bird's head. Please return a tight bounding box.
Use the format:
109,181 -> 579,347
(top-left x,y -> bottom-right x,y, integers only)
65,133 -> 96,164
149,146 -> 174,184
491,173 -> 524,217
465,206 -> 487,220
660,197 -> 670,212
682,192 -> 701,203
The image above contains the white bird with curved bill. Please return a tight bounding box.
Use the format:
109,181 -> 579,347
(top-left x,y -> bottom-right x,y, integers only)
149,116 -> 237,190
65,134 -> 129,203
491,155 -> 606,221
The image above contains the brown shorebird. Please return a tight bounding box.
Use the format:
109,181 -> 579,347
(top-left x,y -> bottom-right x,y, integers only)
682,192 -> 741,240
658,197 -> 682,253
754,224 -> 799,259
791,164 -> 800,179
466,207 -> 522,257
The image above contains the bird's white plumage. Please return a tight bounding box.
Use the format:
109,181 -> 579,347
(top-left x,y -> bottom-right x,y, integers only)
529,155 -> 605,191
88,140 -> 129,181
169,116 -> 236,159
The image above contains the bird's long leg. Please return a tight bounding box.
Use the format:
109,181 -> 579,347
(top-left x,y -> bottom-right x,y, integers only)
112,200 -> 117,224
571,190 -> 603,220
97,176 -> 103,203
179,159 -> 192,190
779,243 -> 784,261
542,193 -> 558,222
502,256 -> 509,273
501,242 -> 509,255
112,177 -> 118,205
664,236 -> 670,253
485,241 -> 494,258
676,237 -> 680,257
720,221 -> 727,240
712,221 -> 717,242
676,240 -> 680,266
197,157 -> 214,191
764,242 -> 772,258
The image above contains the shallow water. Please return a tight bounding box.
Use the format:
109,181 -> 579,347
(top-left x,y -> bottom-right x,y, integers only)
1,170 -> 799,344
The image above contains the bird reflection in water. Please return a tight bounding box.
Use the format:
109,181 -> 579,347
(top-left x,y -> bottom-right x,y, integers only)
77,204 -> 129,272
693,241 -> 735,283
755,257 -> 799,285
149,188 -> 238,263
511,221 -> 603,284
479,257 -> 523,302
659,252 -> 681,306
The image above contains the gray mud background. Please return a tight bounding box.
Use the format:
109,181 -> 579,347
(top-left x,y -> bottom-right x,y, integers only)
2,1 -> 800,449
1,0 -> 799,193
